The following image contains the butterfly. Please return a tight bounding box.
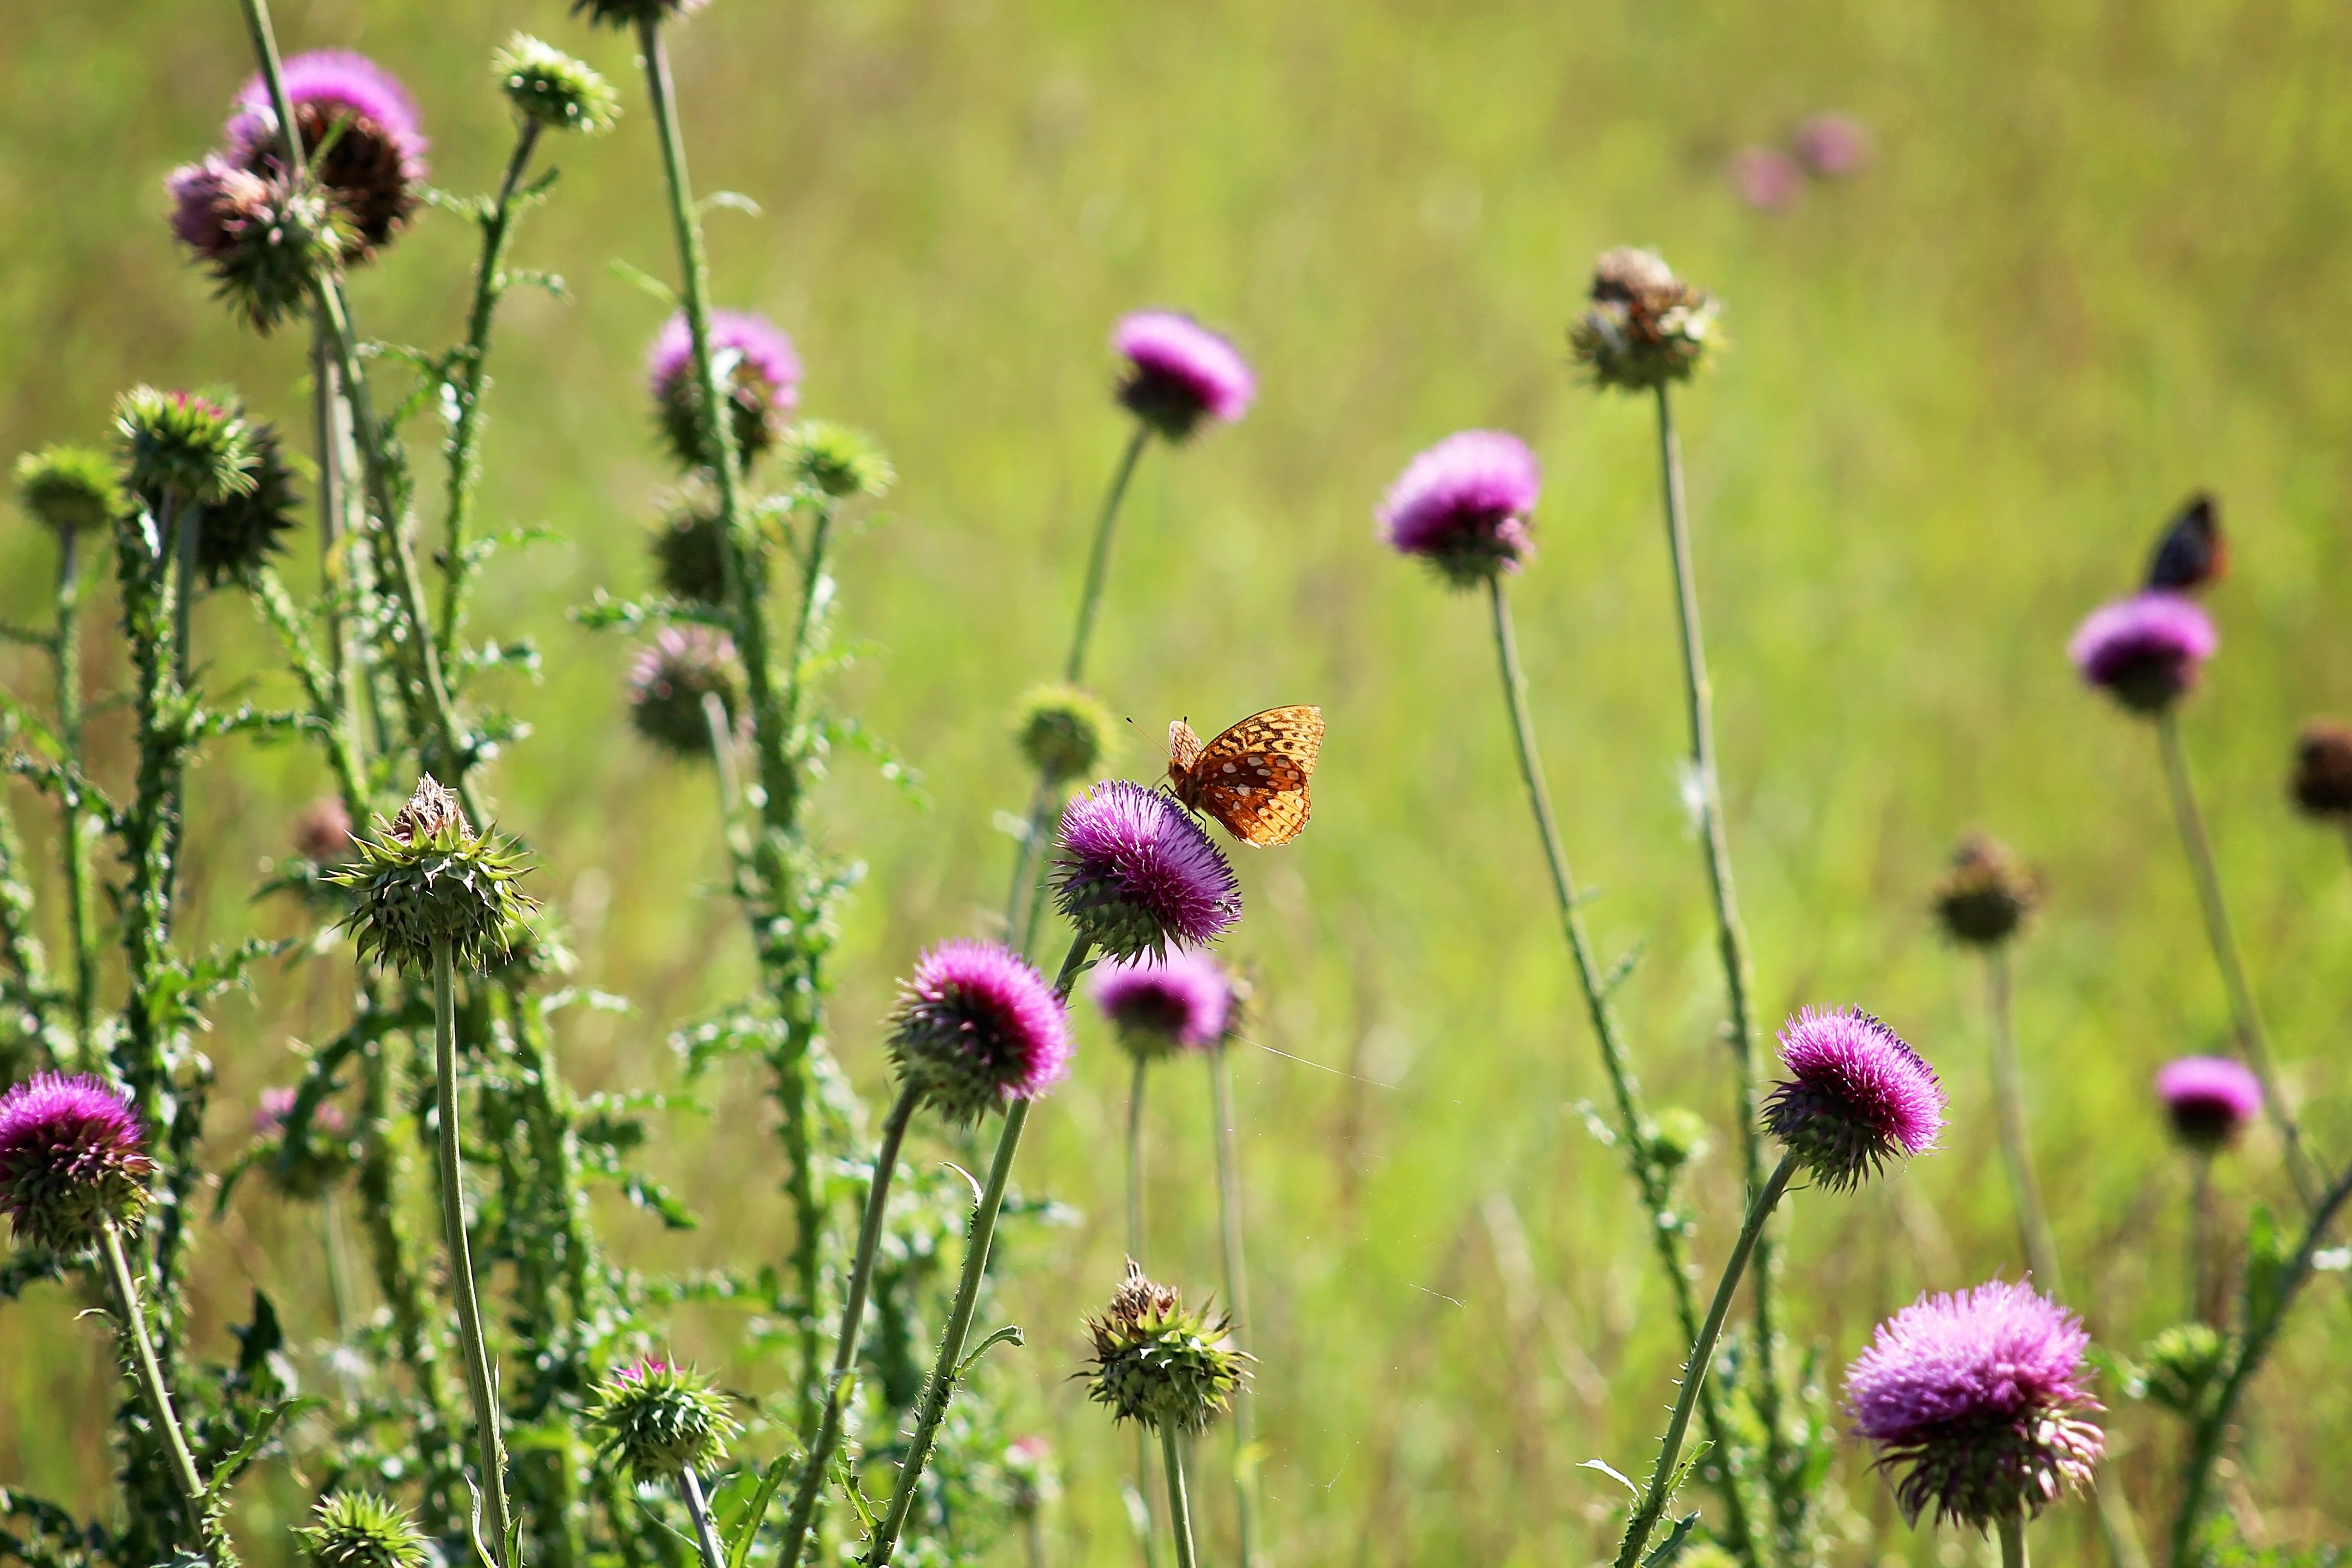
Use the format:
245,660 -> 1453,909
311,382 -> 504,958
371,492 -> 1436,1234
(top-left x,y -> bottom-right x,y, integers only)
1167,706 -> 1323,847
2145,492 -> 2227,593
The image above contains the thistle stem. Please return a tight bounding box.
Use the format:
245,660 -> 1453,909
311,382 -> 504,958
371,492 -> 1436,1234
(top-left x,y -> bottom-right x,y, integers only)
865,935 -> 1094,1568
1614,1153 -> 1799,1568
1209,1042 -> 1264,1568
432,938 -> 512,1563
681,1468 -> 727,1568
1127,1055 -> 1150,1262
1160,1428 -> 1199,1568
310,320 -> 361,772
1999,1512 -> 2029,1568
1984,948 -> 2063,1294
98,1216 -> 211,1549
2190,1153 -> 2215,1326
51,525 -> 98,1051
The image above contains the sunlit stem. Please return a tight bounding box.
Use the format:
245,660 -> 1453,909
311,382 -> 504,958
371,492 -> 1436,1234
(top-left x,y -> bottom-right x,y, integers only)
1984,947 -> 2063,1294
1160,1428 -> 1198,1568
50,525 -> 97,1051
432,938 -> 512,1563
681,1468 -> 727,1568
1999,1511 -> 2029,1568
1210,1041 -> 1264,1568
98,1216 -> 213,1552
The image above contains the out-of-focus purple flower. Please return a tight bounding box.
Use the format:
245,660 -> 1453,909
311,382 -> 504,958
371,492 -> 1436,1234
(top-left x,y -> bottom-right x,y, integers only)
647,309 -> 802,470
1762,1006 -> 1944,1189
1004,1435 -> 1060,1513
1728,146 -> 1804,211
293,797 -> 355,863
1794,113 -> 1873,177
1378,430 -> 1541,588
1093,950 -> 1233,1058
230,51 -> 427,259
627,625 -> 743,761
2067,591 -> 2216,715
1846,1279 -> 2104,1528
1053,780 -> 1242,957
0,1074 -> 154,1250
1112,311 -> 1255,441
253,1085 -> 352,1139
887,939 -> 1076,1124
2156,1056 -> 2263,1153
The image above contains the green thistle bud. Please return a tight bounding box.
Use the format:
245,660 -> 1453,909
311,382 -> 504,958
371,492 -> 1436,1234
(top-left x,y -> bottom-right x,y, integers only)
115,387 -> 258,507
588,1357 -> 742,1482
2134,1322 -> 2227,1417
1083,1261 -> 1249,1435
784,420 -> 895,500
495,35 -> 621,135
1015,684 -> 1114,785
1932,832 -> 2041,948
330,775 -> 535,974
294,1490 -> 429,1568
1645,1106 -> 1710,1179
186,419 -> 302,587
569,0 -> 708,33
649,478 -> 735,606
15,446 -> 123,537
1568,248 -> 1721,392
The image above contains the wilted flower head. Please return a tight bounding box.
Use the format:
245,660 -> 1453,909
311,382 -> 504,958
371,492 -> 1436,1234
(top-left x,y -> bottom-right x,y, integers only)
1004,1435 -> 1060,1515
1016,684 -> 1115,785
494,35 -> 620,135
1763,1006 -> 1944,1190
294,1489 -> 430,1568
1378,430 -> 1540,587
2155,1056 -> 2262,1154
1054,780 -> 1242,958
1092,950 -> 1233,1059
1794,112 -> 1872,176
1846,1279 -> 2104,1529
1569,247 -> 1721,392
1932,833 -> 2042,948
115,387 -> 257,508
292,797 -> 355,863
648,309 -> 801,471
2290,720 -> 2352,821
1112,311 -> 1255,441
627,626 -> 744,760
2067,592 -> 2216,715
231,51 -> 428,260
166,156 -> 344,335
887,939 -> 1075,1124
330,775 -> 535,974
783,420 -> 895,499
1084,1261 -> 1250,1434
1728,146 -> 1804,211
588,1357 -> 741,1482
571,0 -> 710,32
0,1074 -> 153,1250
13,446 -> 121,537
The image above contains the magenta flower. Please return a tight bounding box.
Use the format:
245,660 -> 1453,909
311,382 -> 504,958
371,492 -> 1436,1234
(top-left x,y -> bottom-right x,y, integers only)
627,625 -> 743,760
1093,950 -> 1233,1058
1113,311 -> 1254,441
1378,430 -> 1541,588
1846,1279 -> 2105,1528
2067,591 -> 2216,715
1794,112 -> 1873,177
230,51 -> 427,258
1762,1006 -> 1944,1189
1053,780 -> 1242,958
0,1074 -> 154,1250
2156,1055 -> 2263,1153
1728,146 -> 1804,211
648,309 -> 802,470
887,940 -> 1076,1124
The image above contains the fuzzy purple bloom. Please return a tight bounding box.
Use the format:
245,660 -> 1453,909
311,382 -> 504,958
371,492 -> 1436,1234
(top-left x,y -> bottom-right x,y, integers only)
627,625 -> 742,760
1112,311 -> 1254,441
1794,113 -> 1873,177
647,309 -> 802,470
887,940 -> 1076,1124
1729,146 -> 1804,211
229,51 -> 427,259
1762,1006 -> 1945,1189
2156,1055 -> 2263,1153
1378,430 -> 1541,588
2067,591 -> 2217,715
1846,1279 -> 2105,1528
0,1074 -> 154,1250
1093,950 -> 1233,1058
1053,780 -> 1242,958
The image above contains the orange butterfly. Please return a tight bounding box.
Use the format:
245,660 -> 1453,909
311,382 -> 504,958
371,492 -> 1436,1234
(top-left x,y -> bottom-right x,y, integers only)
1167,706 -> 1324,847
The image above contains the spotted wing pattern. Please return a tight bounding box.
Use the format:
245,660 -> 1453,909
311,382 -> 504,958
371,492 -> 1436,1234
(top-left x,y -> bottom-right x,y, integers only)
1173,706 -> 1323,847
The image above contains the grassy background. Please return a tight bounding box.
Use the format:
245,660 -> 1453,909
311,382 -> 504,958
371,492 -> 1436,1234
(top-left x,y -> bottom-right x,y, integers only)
4,0 -> 2352,1560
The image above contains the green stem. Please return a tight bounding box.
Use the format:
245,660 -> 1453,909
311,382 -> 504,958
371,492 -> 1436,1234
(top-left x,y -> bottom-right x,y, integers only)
1210,1042 -> 1263,1568
1004,777 -> 1055,953
1127,1054 -> 1150,1263
781,500 -> 837,746
776,1084 -> 920,1568
99,1216 -> 212,1551
1065,422 -> 1150,685
52,525 -> 97,1049
1985,948 -> 2063,1295
865,936 -> 1094,1567
1024,1511 -> 1047,1568
432,939 -> 512,1563
681,1468 -> 727,1568
2189,1154 -> 2215,1325
1999,1512 -> 2029,1568
1615,1154 -> 1799,1568
1160,1428 -> 1198,1568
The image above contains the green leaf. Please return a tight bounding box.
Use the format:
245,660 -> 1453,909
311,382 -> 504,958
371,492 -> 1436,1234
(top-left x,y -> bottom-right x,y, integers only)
725,1451 -> 799,1568
955,1324 -> 1025,1380
2242,1204 -> 2296,1336
609,258 -> 679,305
1642,1513 -> 1700,1568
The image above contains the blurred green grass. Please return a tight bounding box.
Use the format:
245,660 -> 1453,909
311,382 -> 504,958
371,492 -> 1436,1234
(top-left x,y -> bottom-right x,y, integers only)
4,0 -> 2352,1560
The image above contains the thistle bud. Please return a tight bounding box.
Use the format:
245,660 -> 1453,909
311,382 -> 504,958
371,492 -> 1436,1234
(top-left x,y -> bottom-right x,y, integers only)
494,35 -> 620,135
185,420 -> 302,586
114,387 -> 257,508
784,420 -> 895,500
649,480 -> 735,606
330,775 -> 535,974
1083,1261 -> 1249,1434
2290,720 -> 2352,821
0,1074 -> 154,1251
570,0 -> 710,31
2132,1323 -> 2225,1418
1645,1106 -> 1711,1179
588,1357 -> 742,1482
1568,248 -> 1721,392
166,156 -> 345,335
13,446 -> 122,537
1052,780 -> 1241,958
626,626 -> 744,760
886,940 -> 1075,1125
294,1489 -> 430,1568
1015,685 -> 1114,785
1931,833 -> 2042,948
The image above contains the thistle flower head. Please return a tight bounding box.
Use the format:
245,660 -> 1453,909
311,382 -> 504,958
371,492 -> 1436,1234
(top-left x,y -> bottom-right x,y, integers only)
627,626 -> 744,760
784,420 -> 895,499
1846,1279 -> 2105,1529
1016,684 -> 1115,785
0,1074 -> 153,1251
13,446 -> 122,537
185,420 -> 302,586
648,309 -> 801,471
1378,430 -> 1540,587
1794,112 -> 1873,176
1053,780 -> 1242,958
2290,720 -> 2352,820
887,939 -> 1075,1124
646,479 -> 742,606
166,156 -> 345,335
1569,247 -> 1721,392
2133,1323 -> 2226,1417
494,35 -> 620,135
1092,950 -> 1233,1060
1762,1006 -> 1944,1190
115,387 -> 257,507
588,1357 -> 742,1482
2067,592 -> 2216,715
292,797 -> 355,863
1004,1435 -> 1060,1515
231,51 -> 428,261
1083,1261 -> 1250,1433
330,776 -> 535,974
2155,1056 -> 2262,1154
294,1489 -> 430,1568
571,0 -> 710,32
1112,311 -> 1255,441
252,1086 -> 353,1200
1932,833 -> 2042,948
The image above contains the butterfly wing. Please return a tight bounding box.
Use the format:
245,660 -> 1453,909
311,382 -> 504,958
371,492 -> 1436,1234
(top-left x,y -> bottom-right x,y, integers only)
1190,706 -> 1323,847
2146,493 -> 2226,593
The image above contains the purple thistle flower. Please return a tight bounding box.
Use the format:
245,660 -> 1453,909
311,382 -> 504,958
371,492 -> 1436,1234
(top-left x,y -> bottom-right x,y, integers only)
887,939 -> 1076,1124
1092,950 -> 1234,1059
0,1074 -> 154,1250
1728,146 -> 1804,211
647,309 -> 802,471
1378,430 -> 1541,588
1846,1279 -> 2105,1529
230,51 -> 427,259
1794,112 -> 1872,177
1053,780 -> 1242,958
1112,311 -> 1255,441
2067,591 -> 2217,716
627,625 -> 743,761
1762,1006 -> 1945,1190
2156,1055 -> 2263,1154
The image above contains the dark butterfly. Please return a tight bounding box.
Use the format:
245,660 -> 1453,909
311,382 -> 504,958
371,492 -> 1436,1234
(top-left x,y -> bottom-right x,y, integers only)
2145,492 -> 2226,593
